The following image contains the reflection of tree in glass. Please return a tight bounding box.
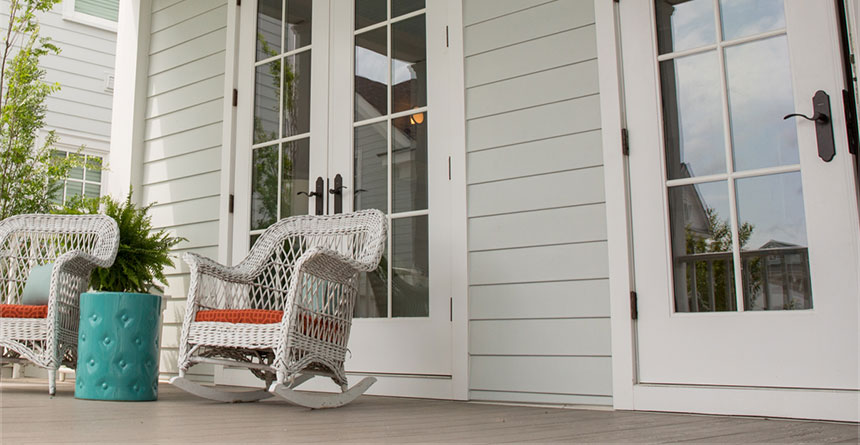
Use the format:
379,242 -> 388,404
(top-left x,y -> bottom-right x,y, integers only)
252,146 -> 278,229
684,207 -> 755,311
360,254 -> 429,318
252,32 -> 301,226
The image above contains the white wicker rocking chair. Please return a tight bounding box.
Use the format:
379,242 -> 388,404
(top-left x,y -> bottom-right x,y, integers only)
0,214 -> 120,394
170,210 -> 387,408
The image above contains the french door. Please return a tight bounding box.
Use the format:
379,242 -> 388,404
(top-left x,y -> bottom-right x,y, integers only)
622,0 -> 859,417
231,0 -> 454,389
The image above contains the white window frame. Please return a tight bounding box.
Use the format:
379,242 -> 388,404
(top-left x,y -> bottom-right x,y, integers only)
62,0 -> 118,32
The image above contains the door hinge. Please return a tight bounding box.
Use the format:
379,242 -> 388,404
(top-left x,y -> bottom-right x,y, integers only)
228,194 -> 235,214
449,297 -> 453,322
621,128 -> 630,156
630,291 -> 638,320
448,156 -> 452,180
236,0 -> 241,6
445,26 -> 449,48
232,88 -> 238,107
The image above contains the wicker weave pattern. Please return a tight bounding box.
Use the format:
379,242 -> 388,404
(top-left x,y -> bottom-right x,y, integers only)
178,210 -> 386,387
0,214 -> 119,376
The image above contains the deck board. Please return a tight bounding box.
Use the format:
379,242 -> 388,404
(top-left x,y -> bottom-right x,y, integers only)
1,379 -> 856,443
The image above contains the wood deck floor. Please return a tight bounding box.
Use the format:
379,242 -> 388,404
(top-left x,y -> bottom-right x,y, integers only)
1,379 -> 857,443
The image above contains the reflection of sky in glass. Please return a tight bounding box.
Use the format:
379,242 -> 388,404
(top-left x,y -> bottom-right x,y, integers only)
356,47 -> 414,84
725,36 -> 798,171
736,172 -> 807,250
661,51 -> 726,179
720,0 -> 785,41
656,0 -> 715,54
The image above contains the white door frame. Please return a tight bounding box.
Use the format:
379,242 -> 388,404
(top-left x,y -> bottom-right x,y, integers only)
595,0 -> 860,422
218,0 -> 469,400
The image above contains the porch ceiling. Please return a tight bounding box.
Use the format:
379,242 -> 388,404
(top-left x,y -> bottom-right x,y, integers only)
1,379 -> 856,443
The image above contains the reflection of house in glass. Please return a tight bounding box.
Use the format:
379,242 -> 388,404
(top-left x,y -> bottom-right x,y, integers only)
742,239 -> 812,311
669,163 -> 812,313
353,37 -> 430,318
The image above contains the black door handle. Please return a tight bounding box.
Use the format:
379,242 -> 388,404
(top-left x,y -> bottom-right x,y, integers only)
783,90 -> 835,162
297,177 -> 325,215
328,174 -> 344,214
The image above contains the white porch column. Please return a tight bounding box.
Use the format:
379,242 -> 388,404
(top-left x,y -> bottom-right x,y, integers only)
106,0 -> 152,203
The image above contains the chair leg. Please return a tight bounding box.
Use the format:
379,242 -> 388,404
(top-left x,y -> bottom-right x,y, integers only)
48,369 -> 56,396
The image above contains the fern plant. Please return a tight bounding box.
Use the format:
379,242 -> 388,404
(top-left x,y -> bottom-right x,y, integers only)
60,191 -> 186,294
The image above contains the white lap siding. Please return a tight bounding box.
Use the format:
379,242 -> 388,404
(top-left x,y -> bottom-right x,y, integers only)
463,0 -> 612,406
0,1 -> 116,152
143,0 -> 228,382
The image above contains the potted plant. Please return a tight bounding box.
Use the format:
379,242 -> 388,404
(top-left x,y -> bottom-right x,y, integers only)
59,191 -> 184,401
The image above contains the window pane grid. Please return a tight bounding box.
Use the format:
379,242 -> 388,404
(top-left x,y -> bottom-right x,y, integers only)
354,0 -> 428,318
657,0 -> 808,312
50,151 -> 103,205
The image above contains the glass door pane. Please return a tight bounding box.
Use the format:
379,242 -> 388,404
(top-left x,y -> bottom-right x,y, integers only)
250,0 -> 314,246
657,0 -> 812,312
353,0 -> 428,318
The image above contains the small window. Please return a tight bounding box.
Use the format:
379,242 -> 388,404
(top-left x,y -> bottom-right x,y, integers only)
63,0 -> 118,32
51,151 -> 104,205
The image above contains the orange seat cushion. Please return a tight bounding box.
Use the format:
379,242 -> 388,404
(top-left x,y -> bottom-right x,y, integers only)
0,304 -> 48,319
194,309 -> 339,339
195,309 -> 284,324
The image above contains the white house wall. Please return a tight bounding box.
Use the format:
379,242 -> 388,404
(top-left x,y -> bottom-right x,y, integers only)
142,0 -> 228,381
463,0 -> 612,406
0,0 -> 115,151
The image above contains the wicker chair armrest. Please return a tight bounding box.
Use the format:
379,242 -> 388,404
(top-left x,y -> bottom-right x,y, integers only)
54,250 -> 112,276
183,252 -> 252,282
294,247 -> 366,284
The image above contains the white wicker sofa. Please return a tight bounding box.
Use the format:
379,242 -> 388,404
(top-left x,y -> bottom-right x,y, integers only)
171,209 -> 387,408
0,214 -> 119,394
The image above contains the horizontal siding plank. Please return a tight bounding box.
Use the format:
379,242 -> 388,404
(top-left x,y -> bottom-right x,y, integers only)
470,280 -> 610,319
470,356 -> 613,396
469,204 -> 607,251
148,27 -> 227,76
462,0 -> 554,26
32,21 -> 116,54
144,99 -> 223,140
50,84 -> 114,110
144,122 -> 222,161
471,318 -> 611,356
44,70 -> 110,93
45,96 -> 111,123
466,61 -> 599,120
143,171 -> 221,204
45,113 -> 111,138
43,43 -> 114,69
468,167 -> 605,217
150,4 -> 227,54
147,52 -> 225,96
469,390 -> 611,406
149,195 -> 220,228
467,131 -> 603,184
146,75 -> 224,119
151,0 -> 226,33
153,0 -> 184,13
162,296 -> 188,324
143,147 -> 221,183
39,55 -> 112,83
465,1 -> 594,56
470,242 -> 609,285
163,246 -> 219,276
467,94 -> 602,152
163,221 -> 219,250
465,25 -> 596,88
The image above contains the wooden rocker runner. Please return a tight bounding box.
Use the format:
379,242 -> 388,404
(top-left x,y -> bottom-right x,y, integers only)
171,210 -> 387,409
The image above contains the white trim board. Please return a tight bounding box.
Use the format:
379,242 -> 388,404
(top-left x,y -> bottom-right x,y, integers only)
594,0 -> 635,412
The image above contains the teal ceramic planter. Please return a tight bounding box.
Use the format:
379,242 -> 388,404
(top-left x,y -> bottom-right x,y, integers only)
75,292 -> 161,401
